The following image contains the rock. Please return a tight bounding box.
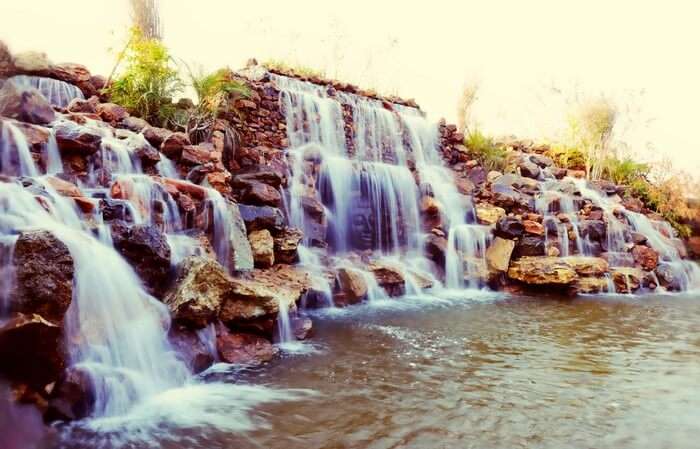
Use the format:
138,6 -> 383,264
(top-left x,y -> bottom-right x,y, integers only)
11,230 -> 74,323
45,175 -> 83,197
547,245 -> 560,257
111,222 -> 171,297
0,314 -> 65,389
143,126 -> 173,148
573,277 -> 610,294
222,200 -> 255,271
420,195 -> 441,216
180,144 -> 213,166
219,265 -> 310,323
631,232 -> 648,245
519,158 -> 541,179
160,132 -> 190,160
119,115 -> 149,133
632,245 -> 659,271
655,263 -> 682,291
622,196 -> 644,213
133,140 -> 161,167
164,257 -> 229,328
579,220 -> 607,243
611,267 -> 642,293
232,165 -> 286,189
530,154 -> 553,168
6,120 -> 50,154
13,51 -> 51,73
495,216 -> 524,240
491,184 -> 532,211
0,41 -> 15,78
336,267 -> 369,303
523,219 -> 544,236
67,96 -> 98,114
95,102 -> 128,123
274,227 -> 303,264
475,203 -> 506,226
45,367 -> 94,422
486,170 -> 503,184
168,325 -> 216,373
53,120 -> 102,155
249,229 -> 275,268
567,169 -> 586,179
507,257 -> 577,285
238,204 -> 285,234
562,256 -> 609,276
216,328 -> 277,365
240,180 -> 282,207
368,262 -> 405,297
467,165 -> 486,185
425,234 -> 447,267
0,81 -> 55,125
454,175 -> 475,195
292,316 -> 313,340
485,237 -> 515,273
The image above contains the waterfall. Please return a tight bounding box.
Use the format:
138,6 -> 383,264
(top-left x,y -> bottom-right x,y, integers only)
9,75 -> 85,108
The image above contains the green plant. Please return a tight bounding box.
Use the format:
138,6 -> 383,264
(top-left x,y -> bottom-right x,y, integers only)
546,143 -> 586,170
107,27 -> 183,127
262,59 -> 326,79
601,156 -> 649,185
464,129 -> 508,172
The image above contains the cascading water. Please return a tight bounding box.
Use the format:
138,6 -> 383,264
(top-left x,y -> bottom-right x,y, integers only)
9,75 -> 85,107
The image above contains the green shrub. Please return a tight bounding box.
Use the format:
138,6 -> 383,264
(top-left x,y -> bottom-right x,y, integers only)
601,156 -> 649,185
107,28 -> 183,127
464,129 -> 508,172
546,144 -> 586,170
262,59 -> 326,79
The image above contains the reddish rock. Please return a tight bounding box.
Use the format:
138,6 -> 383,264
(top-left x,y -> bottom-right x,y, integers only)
67,96 -> 99,113
523,220 -> 545,236
273,227 -> 303,264
632,245 -> 659,271
53,120 -> 102,155
181,143 -> 213,166
216,328 -> 277,365
143,125 -> 173,148
95,102 -> 129,123
0,81 -> 55,125
45,175 -> 82,197
160,132 -> 190,160
48,63 -> 94,97
242,181 -> 282,207
168,325 -> 215,373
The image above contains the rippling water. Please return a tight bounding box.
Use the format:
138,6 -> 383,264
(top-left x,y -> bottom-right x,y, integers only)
55,291 -> 700,449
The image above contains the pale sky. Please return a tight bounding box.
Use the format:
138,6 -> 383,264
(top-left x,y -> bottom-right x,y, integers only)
2,0 -> 700,177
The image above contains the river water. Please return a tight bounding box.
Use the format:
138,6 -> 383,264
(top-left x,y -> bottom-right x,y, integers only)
53,290 -> 700,449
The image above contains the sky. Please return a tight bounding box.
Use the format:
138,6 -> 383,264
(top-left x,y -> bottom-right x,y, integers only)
2,0 -> 700,177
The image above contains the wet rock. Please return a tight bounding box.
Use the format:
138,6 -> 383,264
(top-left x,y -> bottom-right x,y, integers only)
53,120 -> 102,155
143,125 -> 173,148
0,81 -> 55,125
655,263 -> 682,291
0,314 -> 65,389
164,257 -> 229,328
611,267 -> 642,293
47,63 -> 95,97
45,175 -> 83,197
180,143 -> 213,166
632,245 -> 659,271
119,115 -> 149,133
45,367 -> 94,422
273,227 -> 303,264
133,140 -> 161,167
523,219 -> 544,236
240,180 -> 282,207
111,222 -> 171,297
12,230 -> 74,323
249,229 -> 275,268
95,102 -> 128,124
8,120 -> 50,154
232,165 -> 286,189
573,277 -> 610,294
336,267 -> 369,304
223,200 -> 255,271
514,235 -> 546,258
238,204 -> 285,234
475,203 -> 506,226
168,325 -> 216,373
518,158 -> 541,179
368,262 -> 405,297
562,256 -> 609,276
530,154 -> 553,168
485,237 -> 515,273
425,233 -> 447,267
219,265 -> 310,323
622,196 -> 644,213
160,132 -> 190,160
495,216 -> 524,239
454,175 -> 475,195
67,96 -> 98,114
507,257 -> 577,285
216,328 -> 277,365
579,219 -> 607,243
292,315 -> 313,340
631,232 -> 648,245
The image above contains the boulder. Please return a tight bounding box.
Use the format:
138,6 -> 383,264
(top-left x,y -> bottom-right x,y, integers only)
562,256 -> 609,276
519,158 -> 541,179
475,203 -> 506,226
0,40 -> 15,78
12,51 -> 51,73
232,165 -> 286,189
0,81 -> 55,125
222,200 -> 255,271
160,132 -> 190,160
485,237 -> 515,273
168,325 -> 216,373
218,265 -> 310,323
111,222 -> 171,297
530,154 -> 553,168
53,120 -> 102,155
164,257 -> 230,328
180,144 -> 213,166
11,230 -> 74,323
216,328 -> 277,365
292,316 -> 313,340
45,367 -> 94,422
45,175 -> 83,197
66,96 -> 98,114
611,267 -> 642,293
368,262 -> 405,297
655,263 -> 682,291
523,219 -> 545,236
495,216 -> 524,239
507,257 -> 577,285
425,233 -> 447,267
573,277 -> 610,294
119,116 -> 149,132
249,229 -> 275,268
238,204 -> 285,234
336,267 -> 369,304
240,181 -> 282,207
486,170 -> 503,184
95,102 -> 128,124
0,314 -> 65,389
579,220 -> 607,243
273,227 -> 303,264
143,126 -> 173,148
632,245 -> 659,271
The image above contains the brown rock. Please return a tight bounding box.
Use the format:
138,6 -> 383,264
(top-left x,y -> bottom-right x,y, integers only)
216,328 -> 277,365
475,203 -> 506,226
485,237 -> 515,273
0,81 -> 55,125
160,132 -> 191,160
274,227 -> 303,264
249,229 -> 275,268
611,267 -> 642,293
45,175 -> 82,197
507,256 -> 577,285
241,181 -> 282,207
523,220 -> 544,236
143,126 -> 173,148
336,267 -> 369,303
95,102 -> 128,123
368,262 -> 405,297
181,144 -> 213,166
632,245 -> 659,271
